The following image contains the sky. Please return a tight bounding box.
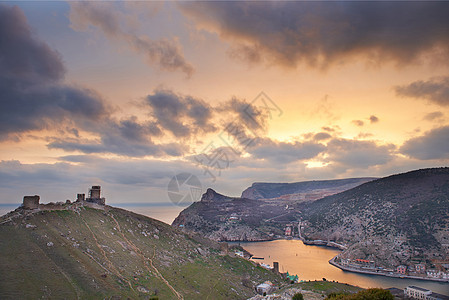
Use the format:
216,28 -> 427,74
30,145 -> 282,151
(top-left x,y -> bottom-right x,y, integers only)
1,1 -> 449,206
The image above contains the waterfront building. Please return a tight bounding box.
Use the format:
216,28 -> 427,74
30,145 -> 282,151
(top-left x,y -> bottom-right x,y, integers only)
415,263 -> 426,273
397,265 -> 407,274
404,286 -> 449,300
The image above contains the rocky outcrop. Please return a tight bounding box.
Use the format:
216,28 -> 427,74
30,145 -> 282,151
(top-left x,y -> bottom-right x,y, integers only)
173,189 -> 277,241
201,188 -> 233,202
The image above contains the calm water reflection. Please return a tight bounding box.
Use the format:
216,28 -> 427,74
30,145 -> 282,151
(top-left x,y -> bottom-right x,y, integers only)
236,240 -> 449,295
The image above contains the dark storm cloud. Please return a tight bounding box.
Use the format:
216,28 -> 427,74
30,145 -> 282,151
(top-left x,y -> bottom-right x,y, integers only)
0,4 -> 193,157
146,89 -> 216,138
423,111 -> 444,121
369,115 -> 379,123
180,1 -> 449,68
69,2 -> 194,77
0,5 -> 64,83
326,138 -> 395,168
0,4 -> 109,140
400,126 -> 449,160
395,76 -> 449,106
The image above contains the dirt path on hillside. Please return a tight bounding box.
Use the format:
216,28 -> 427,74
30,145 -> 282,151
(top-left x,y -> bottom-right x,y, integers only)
109,213 -> 184,300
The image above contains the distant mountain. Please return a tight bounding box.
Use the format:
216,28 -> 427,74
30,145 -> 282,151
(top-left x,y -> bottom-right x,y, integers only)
301,167 -> 449,267
173,177 -> 374,242
0,203 -> 281,299
241,178 -> 376,201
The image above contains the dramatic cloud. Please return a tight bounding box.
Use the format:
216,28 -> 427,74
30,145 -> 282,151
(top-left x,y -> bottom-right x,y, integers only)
401,126 -> 449,160
146,89 -> 216,138
46,86 -> 272,157
369,115 -> 379,123
423,111 -> 444,121
0,4 -> 110,140
180,1 -> 449,68
69,2 -> 194,77
395,76 -> 449,106
47,116 -> 188,157
249,138 -> 325,164
326,138 -> 395,168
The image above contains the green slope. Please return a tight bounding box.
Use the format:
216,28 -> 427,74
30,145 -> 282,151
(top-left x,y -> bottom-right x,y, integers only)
0,206 -> 281,299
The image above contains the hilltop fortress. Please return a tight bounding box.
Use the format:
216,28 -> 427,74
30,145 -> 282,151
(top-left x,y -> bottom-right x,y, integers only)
21,185 -> 106,211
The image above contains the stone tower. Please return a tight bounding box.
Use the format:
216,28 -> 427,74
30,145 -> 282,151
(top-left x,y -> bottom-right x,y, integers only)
86,186 -> 105,205
23,195 -> 40,209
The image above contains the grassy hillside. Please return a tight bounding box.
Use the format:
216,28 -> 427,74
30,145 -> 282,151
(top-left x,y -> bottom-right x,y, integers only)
0,205 -> 281,299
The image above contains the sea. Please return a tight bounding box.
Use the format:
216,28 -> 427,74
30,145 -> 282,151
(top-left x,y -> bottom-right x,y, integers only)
2,203 -> 447,294
233,240 -> 449,295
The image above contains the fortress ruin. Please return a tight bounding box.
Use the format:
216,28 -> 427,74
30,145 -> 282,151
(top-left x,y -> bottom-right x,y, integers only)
21,185 -> 106,212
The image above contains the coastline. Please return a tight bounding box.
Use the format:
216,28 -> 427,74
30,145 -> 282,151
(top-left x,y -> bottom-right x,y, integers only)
329,256 -> 449,284
233,237 -> 449,285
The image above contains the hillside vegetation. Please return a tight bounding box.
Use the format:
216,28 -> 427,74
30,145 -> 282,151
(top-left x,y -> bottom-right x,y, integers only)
0,206 -> 281,299
302,168 -> 449,266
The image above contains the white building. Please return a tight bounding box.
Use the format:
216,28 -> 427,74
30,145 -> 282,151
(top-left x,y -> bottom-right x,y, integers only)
405,286 -> 432,299
404,286 -> 449,300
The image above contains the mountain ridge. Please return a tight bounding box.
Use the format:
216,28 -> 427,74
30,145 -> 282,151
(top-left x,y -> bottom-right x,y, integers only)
241,177 -> 376,200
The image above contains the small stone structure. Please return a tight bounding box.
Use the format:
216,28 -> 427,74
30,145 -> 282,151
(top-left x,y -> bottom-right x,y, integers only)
76,194 -> 85,202
256,281 -> 275,295
273,261 -> 279,274
23,195 -> 40,210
